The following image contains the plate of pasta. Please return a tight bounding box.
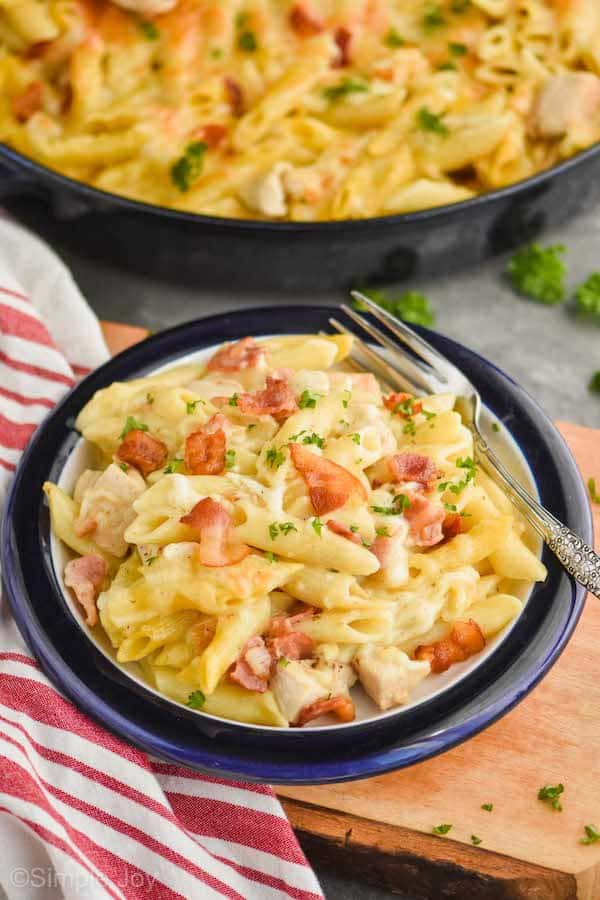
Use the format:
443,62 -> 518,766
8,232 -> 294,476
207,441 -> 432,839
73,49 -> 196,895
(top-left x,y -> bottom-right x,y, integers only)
2,307 -> 590,781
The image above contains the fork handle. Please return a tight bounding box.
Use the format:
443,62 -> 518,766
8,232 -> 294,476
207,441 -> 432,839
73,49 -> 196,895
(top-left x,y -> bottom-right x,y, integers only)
473,433 -> 600,599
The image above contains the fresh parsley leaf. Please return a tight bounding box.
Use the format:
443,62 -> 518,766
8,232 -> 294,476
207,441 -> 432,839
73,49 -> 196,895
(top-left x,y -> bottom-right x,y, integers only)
423,409 -> 436,420
372,494 -> 411,515
146,392 -> 155,404
298,390 -> 320,409
119,462 -> 129,472
444,503 -> 458,512
186,399 -> 205,414
311,517 -> 323,536
342,390 -> 351,408
269,521 -> 298,539
171,141 -> 208,192
350,433 -> 361,445
417,106 -> 449,136
438,61 -> 456,71
506,243 -> 566,304
302,432 -> 325,448
403,420 -> 417,436
238,29 -> 257,51
580,824 -> 600,845
432,823 -> 452,835
492,422 -> 500,432
186,690 -> 205,709
375,526 -> 389,536
349,525 -> 359,533
119,417 -> 148,440
265,550 -> 278,563
265,447 -> 286,468
225,449 -> 236,469
268,523 -> 279,540
449,41 -> 467,56
481,803 -> 493,812
538,783 -> 564,811
278,656 -> 290,667
589,372 -> 600,393
235,11 -> 248,27
247,423 -> 257,431
575,273 -> 600,316
471,835 -> 482,846
457,456 -> 476,480
588,478 -> 600,505
423,4 -> 445,31
163,458 -> 183,474
394,396 -> 418,417
229,393 -> 239,406
323,78 -> 369,102
139,19 -> 159,40
384,28 -> 404,47
210,46 -> 223,59
354,288 -> 435,327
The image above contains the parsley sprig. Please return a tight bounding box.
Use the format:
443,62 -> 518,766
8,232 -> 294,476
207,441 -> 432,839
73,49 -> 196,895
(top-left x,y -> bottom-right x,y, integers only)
268,521 -> 298,540
506,243 -> 566,305
265,447 -> 286,469
186,690 -> 205,709
353,288 -> 435,327
119,417 -> 148,440
323,78 -> 369,102
298,390 -> 321,409
417,106 -> 448,136
538,783 -> 564,811
588,478 -> 600,505
432,823 -> 452,835
575,273 -> 600,317
372,493 -> 411,515
580,824 -> 600,845
171,141 -> 208,192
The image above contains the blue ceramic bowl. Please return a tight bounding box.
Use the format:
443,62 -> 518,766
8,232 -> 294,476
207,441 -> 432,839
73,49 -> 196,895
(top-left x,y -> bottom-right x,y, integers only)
1,307 -> 591,784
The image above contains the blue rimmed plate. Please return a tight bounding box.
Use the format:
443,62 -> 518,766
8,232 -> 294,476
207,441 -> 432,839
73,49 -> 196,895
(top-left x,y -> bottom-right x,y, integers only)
1,307 -> 591,783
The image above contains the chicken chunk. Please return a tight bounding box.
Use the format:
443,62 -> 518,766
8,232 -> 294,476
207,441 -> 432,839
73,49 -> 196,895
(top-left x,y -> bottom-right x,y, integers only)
239,164 -> 291,218
354,646 -> 430,710
529,73 -> 600,139
270,660 -> 329,724
74,463 -> 146,557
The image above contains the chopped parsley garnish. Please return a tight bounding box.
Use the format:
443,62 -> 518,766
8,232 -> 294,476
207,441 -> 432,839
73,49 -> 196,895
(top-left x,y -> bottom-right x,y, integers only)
265,550 -> 278,563
423,5 -> 445,32
247,423 -> 257,430
229,393 -> 239,406
417,106 -> 449,136
457,456 -> 476,480
449,41 -> 467,56
444,503 -> 458,512
394,397 -> 418,417
269,521 -> 298,540
145,556 -> 158,566
580,824 -> 600,845
350,433 -> 361,445
186,690 -> 205,709
171,141 -> 208,192
225,449 -> 236,469
403,420 -> 417,436
384,28 -> 405,47
146,392 -> 155,404
298,389 -> 320,409
119,416 -> 148,440
538,783 -> 564,811
323,78 -> 369,102
265,447 -> 286,468
471,835 -> 482,846
575,273 -> 600,316
119,462 -> 129,472
311,517 -> 323,536
375,526 -> 389,536
349,525 -> 359,533
438,62 -> 456,71
423,409 -> 436,420
492,422 -> 500,432
439,457 -> 476,496
481,803 -> 493,812
210,46 -> 223,59
588,478 -> 600,505
589,372 -> 600,393
354,288 -> 435,327
186,399 -> 205,414
278,656 -> 290,667
138,19 -> 159,40
164,458 -> 183,474
451,0 -> 471,10
342,390 -> 351,408
432,823 -> 452,835
506,243 -> 566,304
238,29 -> 257,51
372,493 -> 411,515
300,432 -> 325,448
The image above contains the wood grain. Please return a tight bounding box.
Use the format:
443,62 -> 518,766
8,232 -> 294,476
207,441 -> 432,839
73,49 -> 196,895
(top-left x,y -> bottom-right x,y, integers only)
100,321 -> 600,900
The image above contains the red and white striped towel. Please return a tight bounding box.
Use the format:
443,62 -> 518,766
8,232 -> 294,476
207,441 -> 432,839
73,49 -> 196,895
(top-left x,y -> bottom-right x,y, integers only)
0,218 -> 323,900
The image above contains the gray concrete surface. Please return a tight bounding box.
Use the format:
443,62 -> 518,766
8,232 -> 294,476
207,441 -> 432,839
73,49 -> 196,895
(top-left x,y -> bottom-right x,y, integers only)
27,201 -> 600,900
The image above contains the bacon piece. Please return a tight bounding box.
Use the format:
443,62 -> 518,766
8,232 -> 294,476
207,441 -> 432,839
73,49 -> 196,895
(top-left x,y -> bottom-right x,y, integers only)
388,453 -> 438,489
370,533 -> 393,567
184,428 -> 226,475
12,82 -> 43,122
199,123 -> 228,148
442,512 -> 463,541
290,444 -> 367,515
224,76 -> 245,117
326,519 -> 362,545
180,497 -> 250,567
383,392 -> 422,416
333,27 -> 353,67
289,3 -> 325,35
268,604 -> 314,638
403,491 -> 445,547
296,694 -> 355,726
225,375 -> 297,422
230,636 -> 272,692
116,430 -> 167,476
207,336 -> 264,372
268,632 -> 315,661
415,619 -> 485,674
64,554 -> 107,627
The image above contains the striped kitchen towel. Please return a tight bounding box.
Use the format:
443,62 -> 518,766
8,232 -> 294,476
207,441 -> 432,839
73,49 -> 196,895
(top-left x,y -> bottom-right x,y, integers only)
0,217 -> 323,900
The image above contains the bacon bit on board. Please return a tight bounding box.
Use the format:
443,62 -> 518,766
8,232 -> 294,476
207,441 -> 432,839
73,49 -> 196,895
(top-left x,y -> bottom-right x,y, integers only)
415,619 -> 485,674
290,443 -> 367,515
180,497 -> 250,566
296,694 -> 355,726
64,554 -> 107,627
116,430 -> 168,476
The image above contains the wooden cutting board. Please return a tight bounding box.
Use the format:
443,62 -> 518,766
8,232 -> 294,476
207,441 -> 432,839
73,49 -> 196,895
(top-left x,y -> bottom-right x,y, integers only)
101,321 -> 600,900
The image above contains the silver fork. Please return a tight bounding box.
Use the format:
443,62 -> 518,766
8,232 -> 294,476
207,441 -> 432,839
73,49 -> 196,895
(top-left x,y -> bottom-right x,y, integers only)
329,291 -> 600,599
